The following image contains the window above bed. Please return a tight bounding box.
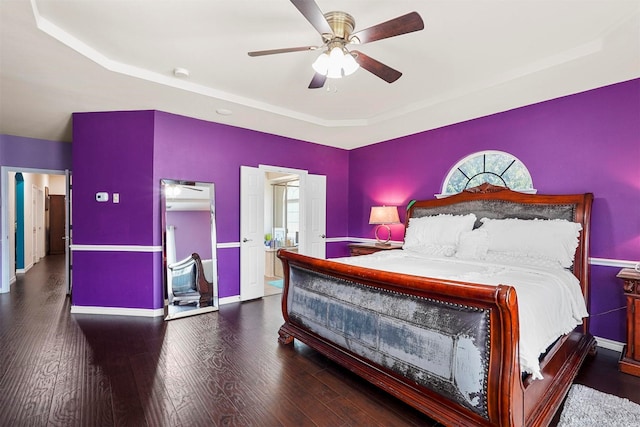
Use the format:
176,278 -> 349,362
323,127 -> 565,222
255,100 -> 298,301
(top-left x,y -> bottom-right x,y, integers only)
439,150 -> 535,197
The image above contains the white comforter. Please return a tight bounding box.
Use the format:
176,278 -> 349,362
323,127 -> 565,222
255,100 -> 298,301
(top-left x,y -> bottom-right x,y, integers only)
334,250 -> 589,380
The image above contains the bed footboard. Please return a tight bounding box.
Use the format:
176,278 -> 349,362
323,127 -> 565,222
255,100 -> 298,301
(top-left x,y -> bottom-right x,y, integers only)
277,250 -> 525,426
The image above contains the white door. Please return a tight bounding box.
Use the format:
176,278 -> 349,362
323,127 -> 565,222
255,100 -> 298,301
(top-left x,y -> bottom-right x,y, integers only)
65,170 -> 72,295
36,187 -> 45,260
300,174 -> 326,259
32,186 -> 37,265
240,166 -> 265,301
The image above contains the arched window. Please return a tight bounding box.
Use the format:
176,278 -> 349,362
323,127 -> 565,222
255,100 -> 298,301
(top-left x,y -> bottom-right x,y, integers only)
440,150 -> 535,196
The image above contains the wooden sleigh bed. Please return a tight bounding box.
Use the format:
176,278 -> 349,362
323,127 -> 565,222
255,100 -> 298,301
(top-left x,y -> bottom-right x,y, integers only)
277,184 -> 596,427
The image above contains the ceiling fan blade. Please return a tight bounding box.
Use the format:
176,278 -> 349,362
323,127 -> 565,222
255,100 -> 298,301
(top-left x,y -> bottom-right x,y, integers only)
350,12 -> 424,44
308,72 -> 327,89
351,50 -> 402,83
290,0 -> 333,35
248,46 -> 319,57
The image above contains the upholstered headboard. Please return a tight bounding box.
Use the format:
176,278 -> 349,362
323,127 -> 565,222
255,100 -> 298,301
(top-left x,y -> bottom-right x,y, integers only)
405,184 -> 593,306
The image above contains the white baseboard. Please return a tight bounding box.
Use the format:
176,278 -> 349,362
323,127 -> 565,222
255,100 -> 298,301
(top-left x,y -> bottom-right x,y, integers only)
70,298 -> 242,317
595,336 -> 624,353
220,295 -> 241,305
70,305 -> 165,317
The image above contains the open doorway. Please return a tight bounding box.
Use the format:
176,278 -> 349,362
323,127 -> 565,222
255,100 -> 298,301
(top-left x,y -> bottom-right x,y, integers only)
1,167 -> 69,294
240,165 -> 326,302
264,172 -> 300,296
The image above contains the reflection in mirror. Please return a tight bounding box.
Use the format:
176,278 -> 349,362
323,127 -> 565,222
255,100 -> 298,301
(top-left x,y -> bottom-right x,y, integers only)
161,179 -> 218,320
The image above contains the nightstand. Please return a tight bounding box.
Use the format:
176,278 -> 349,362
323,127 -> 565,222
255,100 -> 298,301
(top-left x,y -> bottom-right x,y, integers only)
348,242 -> 403,256
618,268 -> 640,377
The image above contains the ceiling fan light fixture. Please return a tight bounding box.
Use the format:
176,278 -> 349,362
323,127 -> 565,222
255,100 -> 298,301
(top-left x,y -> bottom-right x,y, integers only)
312,52 -> 330,75
342,52 -> 359,76
313,46 -> 359,79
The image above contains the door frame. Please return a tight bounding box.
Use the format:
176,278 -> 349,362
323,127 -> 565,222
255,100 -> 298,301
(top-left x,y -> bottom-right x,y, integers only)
0,166 -> 69,294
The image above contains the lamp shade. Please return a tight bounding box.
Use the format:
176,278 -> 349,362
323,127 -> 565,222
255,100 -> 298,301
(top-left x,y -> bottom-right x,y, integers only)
369,206 -> 400,225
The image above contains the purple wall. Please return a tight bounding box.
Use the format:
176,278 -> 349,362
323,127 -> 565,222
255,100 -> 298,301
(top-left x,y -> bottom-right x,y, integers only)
0,134 -> 72,169
348,78 -> 640,341
0,134 -> 73,291
151,111 -> 350,297
72,111 -> 156,245
71,110 -> 349,308
72,111 -> 163,309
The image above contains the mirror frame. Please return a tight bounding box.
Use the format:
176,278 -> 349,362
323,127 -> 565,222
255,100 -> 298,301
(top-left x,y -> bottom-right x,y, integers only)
161,179 -> 218,320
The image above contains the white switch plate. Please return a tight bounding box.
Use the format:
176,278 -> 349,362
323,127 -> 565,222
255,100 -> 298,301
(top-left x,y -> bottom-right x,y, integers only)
113,193 -> 120,203
96,192 -> 109,202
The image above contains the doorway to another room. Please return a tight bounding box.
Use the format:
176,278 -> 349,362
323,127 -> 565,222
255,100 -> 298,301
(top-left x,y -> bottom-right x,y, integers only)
264,173 -> 299,296
240,165 -> 326,302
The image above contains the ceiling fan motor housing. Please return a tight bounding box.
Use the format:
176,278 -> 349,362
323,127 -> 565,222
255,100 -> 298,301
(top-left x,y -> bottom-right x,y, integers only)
324,11 -> 355,42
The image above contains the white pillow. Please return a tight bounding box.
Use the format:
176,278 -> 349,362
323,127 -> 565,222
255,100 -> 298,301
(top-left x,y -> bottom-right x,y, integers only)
456,229 -> 489,260
403,213 -> 477,256
483,251 -> 565,269
479,218 -> 582,268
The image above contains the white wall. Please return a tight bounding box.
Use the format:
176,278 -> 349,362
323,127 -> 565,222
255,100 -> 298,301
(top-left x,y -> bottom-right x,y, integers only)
48,174 -> 66,195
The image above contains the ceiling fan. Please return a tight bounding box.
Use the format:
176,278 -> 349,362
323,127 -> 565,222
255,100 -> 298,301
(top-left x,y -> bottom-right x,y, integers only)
248,0 -> 424,89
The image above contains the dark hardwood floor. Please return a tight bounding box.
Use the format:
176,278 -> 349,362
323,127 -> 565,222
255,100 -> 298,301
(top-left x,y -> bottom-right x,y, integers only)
1,255 -> 638,426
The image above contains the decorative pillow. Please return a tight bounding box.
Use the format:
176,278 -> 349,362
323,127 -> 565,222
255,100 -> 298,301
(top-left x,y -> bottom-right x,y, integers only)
456,229 -> 489,260
403,213 -> 477,256
478,217 -> 582,268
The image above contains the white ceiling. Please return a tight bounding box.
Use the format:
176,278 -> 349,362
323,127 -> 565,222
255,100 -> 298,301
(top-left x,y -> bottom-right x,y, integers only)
1,1 -> 639,150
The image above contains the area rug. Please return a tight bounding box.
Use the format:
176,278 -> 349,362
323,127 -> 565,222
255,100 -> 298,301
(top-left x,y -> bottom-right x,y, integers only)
268,279 -> 283,289
558,384 -> 640,426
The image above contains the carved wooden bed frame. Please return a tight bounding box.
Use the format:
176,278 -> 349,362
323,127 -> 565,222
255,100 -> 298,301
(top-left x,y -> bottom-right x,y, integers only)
277,184 -> 595,426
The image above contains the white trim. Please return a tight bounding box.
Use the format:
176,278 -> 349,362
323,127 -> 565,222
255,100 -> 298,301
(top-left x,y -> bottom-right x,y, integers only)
325,236 -> 349,243
258,164 -> 309,176
70,305 -> 165,317
589,258 -> 639,269
70,244 -> 163,252
346,237 -> 404,245
217,242 -> 239,249
595,336 -> 624,353
219,295 -> 241,305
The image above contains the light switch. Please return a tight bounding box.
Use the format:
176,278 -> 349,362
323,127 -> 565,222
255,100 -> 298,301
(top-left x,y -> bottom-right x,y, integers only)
96,192 -> 109,202
113,193 -> 120,203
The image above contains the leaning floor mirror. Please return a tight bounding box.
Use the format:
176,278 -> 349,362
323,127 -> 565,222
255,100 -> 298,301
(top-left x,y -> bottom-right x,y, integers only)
161,179 -> 219,320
